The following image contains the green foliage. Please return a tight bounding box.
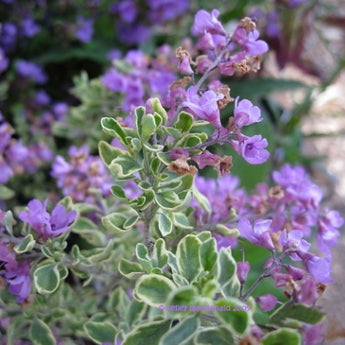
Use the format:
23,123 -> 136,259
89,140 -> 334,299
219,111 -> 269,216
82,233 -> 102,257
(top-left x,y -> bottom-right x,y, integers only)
261,328 -> 302,345
29,318 -> 56,345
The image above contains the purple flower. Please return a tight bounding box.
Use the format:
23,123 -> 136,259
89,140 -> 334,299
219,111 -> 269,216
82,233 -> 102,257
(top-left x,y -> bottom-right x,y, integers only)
0,48 -> 9,73
147,0 -> 190,23
0,22 -> 17,52
256,293 -> 277,311
75,17 -> 94,43
302,324 -> 324,345
238,218 -> 274,250
16,60 -> 47,84
192,150 -> 219,169
231,134 -> 270,164
232,27 -> 269,56
114,0 -> 138,23
21,17 -> 41,37
302,254 -> 333,283
34,90 -> 51,105
233,97 -> 262,128
237,261 -> 250,283
102,68 -> 127,93
0,240 -> 31,302
18,199 -> 76,241
192,9 -> 226,36
317,210 -> 343,255
116,22 -> 151,45
183,86 -> 223,128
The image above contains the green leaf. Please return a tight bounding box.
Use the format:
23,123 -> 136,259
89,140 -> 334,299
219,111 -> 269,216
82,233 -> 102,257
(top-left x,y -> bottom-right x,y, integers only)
119,259 -> 144,279
136,243 -> 152,272
269,303 -> 325,325
175,111 -> 194,133
135,106 -> 145,138
195,327 -> 235,345
84,321 -> 117,344
159,315 -> 200,345
111,185 -> 129,202
0,185 -> 14,200
152,239 -> 168,268
200,238 -> 217,272
214,298 -> 251,336
158,212 -> 173,236
122,319 -> 171,345
109,155 -> 142,179
176,235 -> 202,283
127,300 -> 146,326
141,114 -> 157,142
29,318 -> 56,345
14,234 -> 36,254
217,248 -> 240,298
34,263 -> 60,294
4,210 -> 14,235
167,285 -> 198,310
150,98 -> 168,124
154,192 -> 181,211
102,212 -> 133,232
98,140 -> 126,166
172,212 -> 193,229
101,117 -> 129,145
192,185 -> 211,214
135,274 -> 176,306
262,328 -> 301,345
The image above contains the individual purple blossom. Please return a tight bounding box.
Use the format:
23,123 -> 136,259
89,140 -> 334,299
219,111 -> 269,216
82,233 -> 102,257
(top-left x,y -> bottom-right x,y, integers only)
192,150 -> 219,169
317,210 -> 343,255
192,9 -> 226,36
116,22 -> 151,45
279,229 -> 311,260
237,261 -> 250,283
256,293 -> 277,311
298,278 -> 319,306
232,27 -> 269,56
34,90 -> 51,105
183,86 -> 223,128
52,102 -> 69,120
233,97 -> 262,128
16,60 -> 47,84
302,324 -> 324,345
231,134 -> 270,164
18,199 -> 76,241
0,240 -> 31,302
102,68 -> 127,93
0,22 -> 17,52
0,48 -> 9,73
300,253 -> 333,283
114,0 -> 138,23
238,218 -> 274,250
147,0 -> 190,23
75,17 -> 94,43
21,17 -> 41,37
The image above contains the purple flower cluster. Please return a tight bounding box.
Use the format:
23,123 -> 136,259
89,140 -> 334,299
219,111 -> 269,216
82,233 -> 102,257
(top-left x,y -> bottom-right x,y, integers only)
102,49 -> 176,115
191,10 -> 268,76
0,115 -> 52,184
18,199 -> 76,241
110,0 -> 190,45
51,146 -> 113,203
193,163 -> 343,286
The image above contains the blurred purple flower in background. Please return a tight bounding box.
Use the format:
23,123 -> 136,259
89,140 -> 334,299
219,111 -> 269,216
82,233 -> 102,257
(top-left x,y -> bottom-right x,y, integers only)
16,59 -> 47,84
75,17 -> 94,43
